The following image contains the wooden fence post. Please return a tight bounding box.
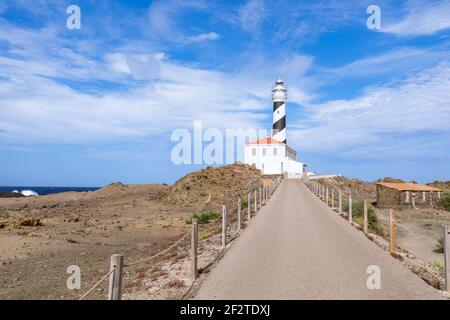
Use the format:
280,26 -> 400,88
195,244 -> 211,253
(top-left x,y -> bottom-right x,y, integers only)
191,218 -> 198,280
264,186 -> 267,204
339,191 -> 342,214
237,198 -> 241,233
444,225 -> 450,293
259,188 -> 262,209
108,254 -> 124,300
247,193 -> 251,220
389,209 -> 396,255
221,204 -> 227,248
348,195 -> 352,223
326,187 -> 329,206
331,189 -> 335,209
363,200 -> 368,235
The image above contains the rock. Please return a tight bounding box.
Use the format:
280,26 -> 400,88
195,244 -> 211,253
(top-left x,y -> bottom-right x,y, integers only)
7,218 -> 42,229
0,192 -> 25,198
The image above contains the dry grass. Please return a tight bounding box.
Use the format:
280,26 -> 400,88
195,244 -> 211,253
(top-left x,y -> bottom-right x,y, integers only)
165,279 -> 186,289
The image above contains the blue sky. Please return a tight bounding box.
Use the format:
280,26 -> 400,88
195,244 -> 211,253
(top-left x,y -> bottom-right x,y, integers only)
0,0 -> 449,186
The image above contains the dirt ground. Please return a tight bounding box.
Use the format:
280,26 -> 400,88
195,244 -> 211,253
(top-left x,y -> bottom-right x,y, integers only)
376,207 -> 450,265
0,164 -> 262,300
0,183 -> 194,300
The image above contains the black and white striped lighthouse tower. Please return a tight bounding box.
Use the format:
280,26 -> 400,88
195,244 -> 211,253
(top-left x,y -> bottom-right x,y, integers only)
272,77 -> 288,144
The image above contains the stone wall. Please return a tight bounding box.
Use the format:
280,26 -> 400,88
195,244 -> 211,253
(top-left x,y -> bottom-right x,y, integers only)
377,185 -> 442,209
376,184 -> 402,209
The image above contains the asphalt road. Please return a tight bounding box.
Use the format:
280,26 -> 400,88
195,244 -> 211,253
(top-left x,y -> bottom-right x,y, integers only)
195,180 -> 444,299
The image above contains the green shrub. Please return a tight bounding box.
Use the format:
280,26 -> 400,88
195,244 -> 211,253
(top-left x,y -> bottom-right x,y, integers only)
186,211 -> 220,225
434,237 -> 444,253
241,197 -> 248,209
433,261 -> 445,273
438,193 -> 450,212
343,200 -> 384,236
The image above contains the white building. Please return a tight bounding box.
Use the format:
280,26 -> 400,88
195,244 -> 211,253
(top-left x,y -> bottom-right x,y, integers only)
244,137 -> 305,178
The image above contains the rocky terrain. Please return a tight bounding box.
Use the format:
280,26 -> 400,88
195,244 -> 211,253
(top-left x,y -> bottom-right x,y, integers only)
163,164 -> 262,210
0,163 -> 263,300
0,192 -> 24,198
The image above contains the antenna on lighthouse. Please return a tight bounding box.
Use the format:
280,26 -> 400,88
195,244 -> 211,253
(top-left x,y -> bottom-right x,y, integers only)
272,77 -> 287,144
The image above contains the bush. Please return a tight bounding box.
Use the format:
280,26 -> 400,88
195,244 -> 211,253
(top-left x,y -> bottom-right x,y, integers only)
438,193 -> 450,212
186,211 -> 220,225
434,237 -> 444,253
433,261 -> 445,273
343,200 -> 384,236
241,197 -> 248,209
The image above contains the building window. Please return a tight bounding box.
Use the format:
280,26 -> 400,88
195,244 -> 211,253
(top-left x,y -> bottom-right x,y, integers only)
262,148 -> 266,156
252,148 -> 256,156
273,148 -> 277,156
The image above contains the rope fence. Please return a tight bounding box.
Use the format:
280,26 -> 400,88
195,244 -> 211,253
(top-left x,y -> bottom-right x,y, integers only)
79,267 -> 116,300
77,176 -> 283,300
124,232 -> 190,268
304,177 -> 450,294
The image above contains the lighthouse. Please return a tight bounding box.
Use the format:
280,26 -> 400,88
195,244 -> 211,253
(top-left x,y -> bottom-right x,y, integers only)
272,77 -> 287,144
243,77 -> 306,178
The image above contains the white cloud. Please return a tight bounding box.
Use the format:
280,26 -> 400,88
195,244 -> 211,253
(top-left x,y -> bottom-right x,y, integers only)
311,46 -> 450,89
185,32 -> 220,43
290,62 -> 450,158
237,0 -> 267,33
382,1 -> 450,37
146,0 -> 212,44
0,18 -> 316,147
106,53 -> 131,74
0,73 -> 262,144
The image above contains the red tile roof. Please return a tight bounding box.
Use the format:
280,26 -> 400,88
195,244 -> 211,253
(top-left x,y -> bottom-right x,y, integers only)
377,182 -> 441,192
248,137 -> 284,145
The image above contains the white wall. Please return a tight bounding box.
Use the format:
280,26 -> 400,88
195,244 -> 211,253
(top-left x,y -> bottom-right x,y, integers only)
244,144 -> 304,176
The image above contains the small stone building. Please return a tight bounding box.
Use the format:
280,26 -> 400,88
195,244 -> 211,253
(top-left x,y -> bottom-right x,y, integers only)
376,182 -> 442,209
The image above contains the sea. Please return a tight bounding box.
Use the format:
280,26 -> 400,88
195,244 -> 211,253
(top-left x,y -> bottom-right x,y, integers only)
0,186 -> 100,197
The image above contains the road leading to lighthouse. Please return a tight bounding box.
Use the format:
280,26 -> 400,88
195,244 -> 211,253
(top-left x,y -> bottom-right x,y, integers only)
195,180 -> 443,299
